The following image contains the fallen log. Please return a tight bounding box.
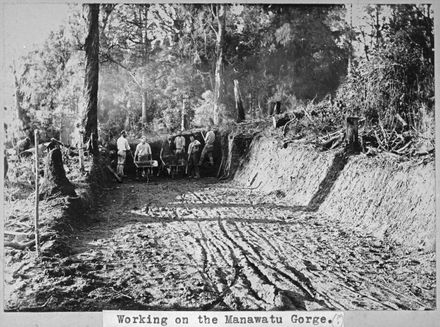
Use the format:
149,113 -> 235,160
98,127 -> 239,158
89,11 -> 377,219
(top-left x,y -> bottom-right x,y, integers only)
320,131 -> 345,150
272,111 -> 305,129
396,140 -> 413,153
395,113 -> 408,128
379,122 -> 388,145
320,133 -> 342,148
330,134 -> 345,149
5,240 -> 35,250
319,128 -> 344,143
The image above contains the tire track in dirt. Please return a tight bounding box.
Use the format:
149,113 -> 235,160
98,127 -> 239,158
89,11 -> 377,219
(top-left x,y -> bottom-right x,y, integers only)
217,218 -> 311,310
226,219 -> 332,310
173,182 -> 432,310
24,178 -> 434,311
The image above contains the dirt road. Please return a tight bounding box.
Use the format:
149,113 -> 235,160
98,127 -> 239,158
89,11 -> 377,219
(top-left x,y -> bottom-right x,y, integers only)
6,177 -> 435,311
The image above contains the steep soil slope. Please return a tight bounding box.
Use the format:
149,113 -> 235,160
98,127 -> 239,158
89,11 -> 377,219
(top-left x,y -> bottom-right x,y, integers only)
319,154 -> 435,251
235,136 -> 435,251
234,136 -> 337,206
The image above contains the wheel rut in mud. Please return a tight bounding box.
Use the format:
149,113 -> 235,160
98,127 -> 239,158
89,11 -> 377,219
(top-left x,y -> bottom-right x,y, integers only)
21,177 -> 434,311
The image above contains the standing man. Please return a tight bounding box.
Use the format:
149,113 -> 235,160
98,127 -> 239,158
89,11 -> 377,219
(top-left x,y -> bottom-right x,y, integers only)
160,135 -> 175,175
175,133 -> 186,163
117,130 -> 130,177
134,136 -> 152,180
187,134 -> 201,179
199,127 -> 215,166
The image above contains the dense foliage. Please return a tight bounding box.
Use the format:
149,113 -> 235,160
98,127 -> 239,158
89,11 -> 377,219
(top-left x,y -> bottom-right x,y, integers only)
7,4 -> 434,146
336,4 -> 434,134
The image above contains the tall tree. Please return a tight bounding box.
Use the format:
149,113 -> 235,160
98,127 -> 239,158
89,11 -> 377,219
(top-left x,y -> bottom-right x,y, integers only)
212,4 -> 226,125
100,4 -> 152,134
11,61 -> 31,136
82,4 -> 100,155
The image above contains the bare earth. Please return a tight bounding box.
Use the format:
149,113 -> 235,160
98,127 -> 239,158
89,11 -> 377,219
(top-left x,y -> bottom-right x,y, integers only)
4,177 -> 436,311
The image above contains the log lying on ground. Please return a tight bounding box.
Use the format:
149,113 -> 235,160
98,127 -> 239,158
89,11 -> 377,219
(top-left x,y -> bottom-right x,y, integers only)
5,240 -> 35,250
272,111 -> 305,129
39,145 -> 76,200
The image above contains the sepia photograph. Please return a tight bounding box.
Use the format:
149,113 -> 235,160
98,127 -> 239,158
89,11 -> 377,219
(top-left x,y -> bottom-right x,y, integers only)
0,0 -> 437,325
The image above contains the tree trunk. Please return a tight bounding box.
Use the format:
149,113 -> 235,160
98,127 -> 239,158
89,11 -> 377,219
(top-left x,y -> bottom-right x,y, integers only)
274,101 -> 281,115
12,64 -> 31,136
39,146 -> 76,200
141,89 -> 148,131
140,4 -> 150,133
82,4 -> 100,156
213,5 -> 225,125
181,98 -> 186,131
347,3 -> 353,75
234,80 -> 245,123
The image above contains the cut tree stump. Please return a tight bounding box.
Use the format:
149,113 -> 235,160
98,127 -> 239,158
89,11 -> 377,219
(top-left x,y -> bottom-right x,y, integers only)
39,146 -> 76,200
345,116 -> 361,152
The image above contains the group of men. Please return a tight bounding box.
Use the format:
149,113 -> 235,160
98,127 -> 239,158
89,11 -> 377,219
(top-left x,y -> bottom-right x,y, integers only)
116,128 -> 215,179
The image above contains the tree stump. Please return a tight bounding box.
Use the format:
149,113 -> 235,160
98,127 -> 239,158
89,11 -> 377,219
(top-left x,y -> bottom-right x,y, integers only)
345,116 -> 361,152
39,147 -> 76,200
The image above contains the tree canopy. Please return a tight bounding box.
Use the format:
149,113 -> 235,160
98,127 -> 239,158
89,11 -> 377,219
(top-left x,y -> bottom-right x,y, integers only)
7,3 -> 434,145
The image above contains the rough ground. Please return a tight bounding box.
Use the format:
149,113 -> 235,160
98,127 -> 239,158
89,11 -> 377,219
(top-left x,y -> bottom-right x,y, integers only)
4,178 -> 435,311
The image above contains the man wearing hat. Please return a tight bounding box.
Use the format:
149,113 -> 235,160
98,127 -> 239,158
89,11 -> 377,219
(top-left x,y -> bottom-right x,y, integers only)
134,136 -> 152,180
117,130 -> 131,177
174,133 -> 186,163
160,135 -> 176,176
199,126 -> 215,167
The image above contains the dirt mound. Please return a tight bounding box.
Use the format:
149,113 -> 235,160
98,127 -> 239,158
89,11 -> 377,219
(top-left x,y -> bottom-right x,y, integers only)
234,136 -> 435,251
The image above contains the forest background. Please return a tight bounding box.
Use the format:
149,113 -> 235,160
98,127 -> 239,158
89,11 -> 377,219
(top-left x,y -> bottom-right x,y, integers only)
1,3 -> 434,149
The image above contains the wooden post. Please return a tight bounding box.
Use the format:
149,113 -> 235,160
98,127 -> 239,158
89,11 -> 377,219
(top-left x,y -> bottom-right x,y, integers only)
346,116 -> 360,152
34,130 -> 40,256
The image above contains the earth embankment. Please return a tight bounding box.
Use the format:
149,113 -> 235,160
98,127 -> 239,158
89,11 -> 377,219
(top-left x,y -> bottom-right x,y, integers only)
234,136 -> 435,251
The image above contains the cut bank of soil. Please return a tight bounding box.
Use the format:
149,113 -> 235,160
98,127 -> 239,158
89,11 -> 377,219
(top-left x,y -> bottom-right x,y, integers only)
235,136 -> 435,250
4,178 -> 435,311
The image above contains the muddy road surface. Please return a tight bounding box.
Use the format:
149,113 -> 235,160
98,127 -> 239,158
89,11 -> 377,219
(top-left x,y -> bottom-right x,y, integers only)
6,178 -> 435,311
